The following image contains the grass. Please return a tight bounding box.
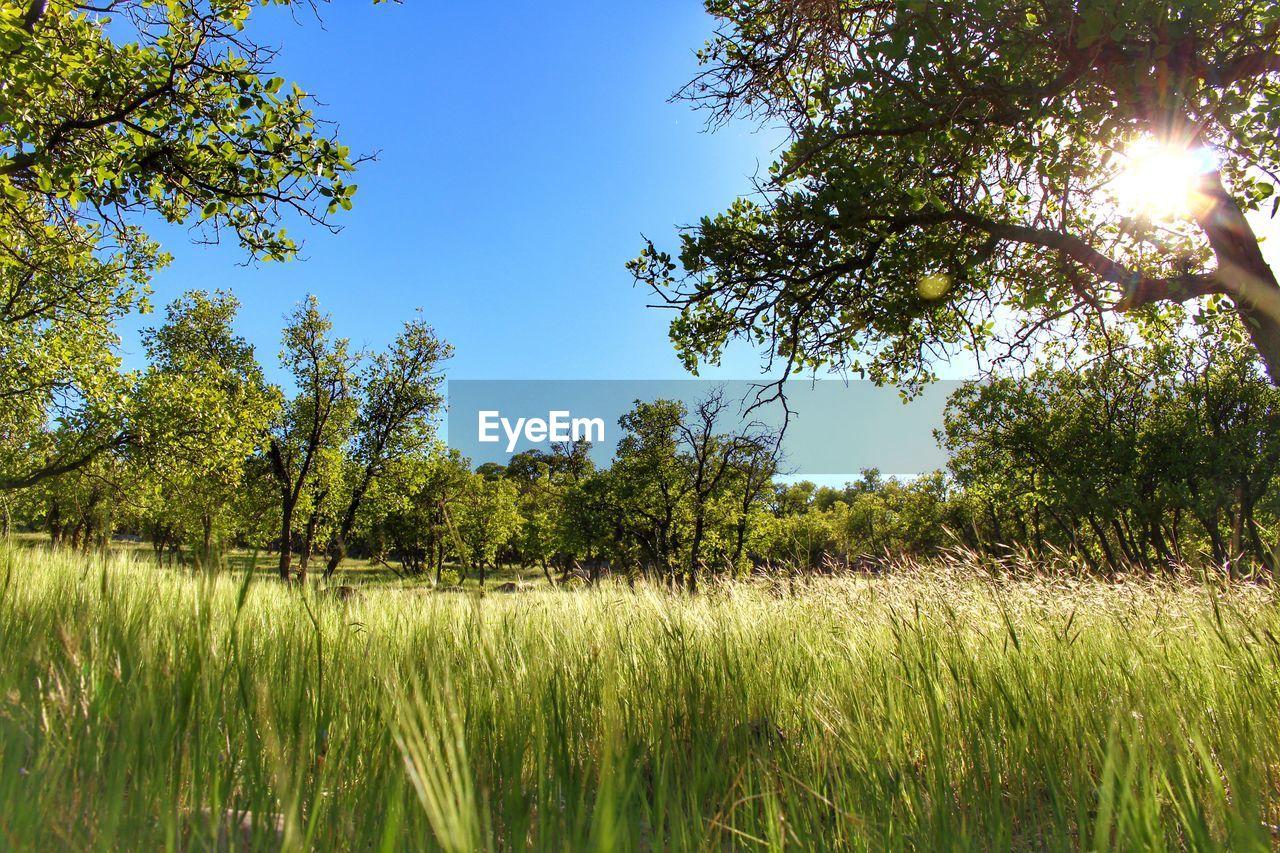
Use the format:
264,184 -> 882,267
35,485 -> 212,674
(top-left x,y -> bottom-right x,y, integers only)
0,546 -> 1278,850
4,532 -> 549,588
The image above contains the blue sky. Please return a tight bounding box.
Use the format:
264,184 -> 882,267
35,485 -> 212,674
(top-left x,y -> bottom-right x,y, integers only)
118,2 -> 1280,396
121,1 -> 797,384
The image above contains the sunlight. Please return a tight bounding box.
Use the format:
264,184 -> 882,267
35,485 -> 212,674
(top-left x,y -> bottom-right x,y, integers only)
1111,138 -> 1218,221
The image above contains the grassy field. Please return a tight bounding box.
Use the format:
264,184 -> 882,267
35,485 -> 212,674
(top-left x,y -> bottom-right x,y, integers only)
2,533 -> 552,589
0,547 -> 1278,850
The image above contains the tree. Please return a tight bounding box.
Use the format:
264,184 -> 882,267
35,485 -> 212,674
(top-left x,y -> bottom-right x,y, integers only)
559,470 -> 623,584
611,400 -> 691,583
296,443 -> 343,574
515,472 -> 562,585
34,437 -> 128,551
756,507 -> 839,573
322,317 -> 451,578
502,443 -> 599,584
631,0 -> 1280,388
725,432 -> 779,571
131,290 -> 278,558
0,213 -> 154,490
454,474 -> 522,587
608,392 -> 781,590
0,0 -> 385,489
675,389 -> 778,591
267,296 -> 357,581
504,451 -> 564,584
841,471 -> 953,559
941,311 -> 1280,573
363,449 -> 471,582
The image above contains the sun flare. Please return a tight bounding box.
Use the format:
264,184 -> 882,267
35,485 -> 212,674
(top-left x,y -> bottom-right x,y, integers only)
1111,138 -> 1218,221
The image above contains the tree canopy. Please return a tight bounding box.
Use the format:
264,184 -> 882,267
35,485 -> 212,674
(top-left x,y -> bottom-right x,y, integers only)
132,290 -> 278,555
0,0 -> 383,489
631,0 -> 1280,388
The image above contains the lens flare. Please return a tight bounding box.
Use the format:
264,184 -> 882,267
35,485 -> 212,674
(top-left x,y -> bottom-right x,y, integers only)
917,273 -> 951,300
1111,138 -> 1218,220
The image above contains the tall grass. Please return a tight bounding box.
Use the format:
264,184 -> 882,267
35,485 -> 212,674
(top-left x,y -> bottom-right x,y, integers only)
0,546 -> 1278,849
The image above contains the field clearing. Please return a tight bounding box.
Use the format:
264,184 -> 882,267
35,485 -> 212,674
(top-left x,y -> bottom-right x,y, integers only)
0,547 -> 1278,850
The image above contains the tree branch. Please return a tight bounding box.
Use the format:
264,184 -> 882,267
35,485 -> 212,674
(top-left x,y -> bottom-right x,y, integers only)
948,211 -> 1228,308
0,432 -> 130,492
21,0 -> 47,32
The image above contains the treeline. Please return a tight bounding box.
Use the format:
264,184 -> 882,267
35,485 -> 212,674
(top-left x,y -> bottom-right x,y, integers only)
445,312 -> 1280,583
359,311 -> 1280,584
943,314 -> 1280,576
779,313 -> 1280,578
4,291 -> 451,583
4,295 -> 1278,584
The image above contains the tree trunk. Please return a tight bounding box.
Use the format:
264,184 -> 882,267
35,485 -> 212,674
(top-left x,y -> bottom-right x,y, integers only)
688,514 -> 706,593
47,499 -> 60,547
731,516 -> 748,571
1229,481 -> 1246,580
202,513 -> 214,559
322,536 -> 343,580
1194,171 -> 1280,384
1245,501 -> 1274,575
1250,310 -> 1280,384
1170,510 -> 1184,563
1086,514 -> 1118,573
299,494 -> 326,583
326,472 -> 375,580
268,440 -> 300,582
277,496 -> 295,581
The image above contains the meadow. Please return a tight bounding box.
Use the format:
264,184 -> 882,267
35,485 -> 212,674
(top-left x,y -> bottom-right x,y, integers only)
0,546 -> 1278,850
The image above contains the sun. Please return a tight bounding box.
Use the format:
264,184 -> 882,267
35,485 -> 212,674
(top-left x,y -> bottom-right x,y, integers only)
1110,138 -> 1218,221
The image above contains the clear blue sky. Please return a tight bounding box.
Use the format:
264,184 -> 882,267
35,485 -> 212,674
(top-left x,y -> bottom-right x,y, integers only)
121,1 -> 794,384
118,2 -> 1280,394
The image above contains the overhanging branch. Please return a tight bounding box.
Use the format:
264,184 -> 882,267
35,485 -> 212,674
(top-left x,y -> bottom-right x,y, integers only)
0,432 -> 131,492
946,211 -> 1228,309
